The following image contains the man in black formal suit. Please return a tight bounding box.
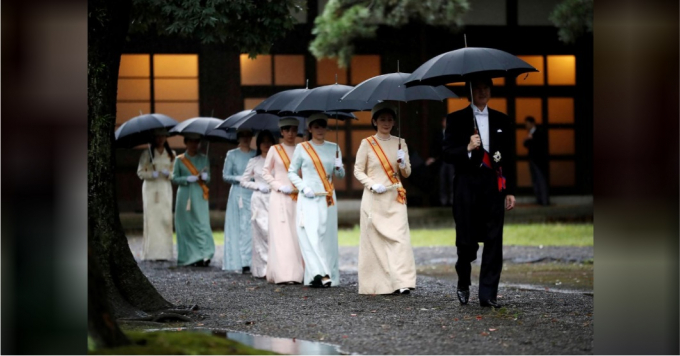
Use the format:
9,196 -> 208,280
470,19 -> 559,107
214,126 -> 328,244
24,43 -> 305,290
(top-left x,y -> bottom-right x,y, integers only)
523,116 -> 550,206
442,78 -> 516,308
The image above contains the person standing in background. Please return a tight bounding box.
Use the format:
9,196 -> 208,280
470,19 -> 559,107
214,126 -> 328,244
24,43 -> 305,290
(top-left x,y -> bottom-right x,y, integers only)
426,116 -> 455,206
222,129 -> 256,273
523,116 -> 550,206
262,118 -> 305,285
240,130 -> 277,278
137,128 -> 176,261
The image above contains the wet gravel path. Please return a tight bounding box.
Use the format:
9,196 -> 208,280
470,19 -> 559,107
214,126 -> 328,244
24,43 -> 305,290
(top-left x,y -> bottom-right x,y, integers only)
130,239 -> 593,354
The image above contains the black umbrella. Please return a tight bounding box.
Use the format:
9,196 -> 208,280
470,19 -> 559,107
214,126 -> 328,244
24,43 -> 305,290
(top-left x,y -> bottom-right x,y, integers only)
278,83 -> 357,114
403,47 -> 538,88
339,71 -> 458,162
114,113 -> 178,148
253,87 -> 311,114
213,110 -> 306,137
169,117 -> 231,156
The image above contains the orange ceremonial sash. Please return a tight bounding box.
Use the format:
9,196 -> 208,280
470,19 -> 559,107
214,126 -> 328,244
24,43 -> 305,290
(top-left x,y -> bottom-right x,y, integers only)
274,144 -> 298,201
301,142 -> 334,207
366,136 -> 406,204
178,154 -> 209,200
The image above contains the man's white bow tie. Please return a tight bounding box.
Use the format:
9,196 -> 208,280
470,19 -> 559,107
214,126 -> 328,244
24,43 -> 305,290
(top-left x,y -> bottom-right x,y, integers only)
475,111 -> 488,116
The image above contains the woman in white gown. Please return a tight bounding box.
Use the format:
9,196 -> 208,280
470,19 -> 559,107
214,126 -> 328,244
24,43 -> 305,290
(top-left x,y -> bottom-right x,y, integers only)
240,130 -> 276,278
137,128 -> 175,261
288,113 -> 345,288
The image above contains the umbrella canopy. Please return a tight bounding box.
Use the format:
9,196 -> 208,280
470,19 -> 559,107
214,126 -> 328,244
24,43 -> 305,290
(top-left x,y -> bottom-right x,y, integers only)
278,83 -> 361,114
340,72 -> 458,104
253,88 -> 312,113
114,113 -> 178,148
169,117 -> 232,141
404,47 -> 538,87
213,110 -> 306,136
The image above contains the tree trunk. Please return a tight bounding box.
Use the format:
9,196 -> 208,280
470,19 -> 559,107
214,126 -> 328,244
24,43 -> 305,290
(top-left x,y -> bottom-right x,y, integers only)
88,0 -> 173,348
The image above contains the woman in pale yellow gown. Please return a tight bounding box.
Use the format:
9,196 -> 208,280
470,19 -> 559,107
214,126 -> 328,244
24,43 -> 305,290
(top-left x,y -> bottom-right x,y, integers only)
353,102 -> 416,295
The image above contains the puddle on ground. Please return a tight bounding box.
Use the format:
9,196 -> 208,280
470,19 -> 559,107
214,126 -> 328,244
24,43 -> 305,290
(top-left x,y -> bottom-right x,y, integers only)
145,327 -> 344,355
418,262 -> 594,292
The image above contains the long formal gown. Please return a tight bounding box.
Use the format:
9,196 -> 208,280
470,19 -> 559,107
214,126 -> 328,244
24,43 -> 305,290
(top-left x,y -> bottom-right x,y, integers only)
354,135 -> 417,294
137,148 -> 175,261
262,143 -> 304,284
172,152 -> 215,266
222,148 -> 256,271
240,156 -> 270,278
288,141 -> 345,286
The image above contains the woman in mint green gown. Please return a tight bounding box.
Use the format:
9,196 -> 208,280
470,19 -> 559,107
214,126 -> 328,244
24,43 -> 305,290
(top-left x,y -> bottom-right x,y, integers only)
222,130 -> 256,273
172,134 -> 215,267
288,114 -> 345,287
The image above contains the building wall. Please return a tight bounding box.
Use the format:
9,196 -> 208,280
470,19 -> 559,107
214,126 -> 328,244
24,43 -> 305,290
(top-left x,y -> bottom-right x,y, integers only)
115,0 -> 592,211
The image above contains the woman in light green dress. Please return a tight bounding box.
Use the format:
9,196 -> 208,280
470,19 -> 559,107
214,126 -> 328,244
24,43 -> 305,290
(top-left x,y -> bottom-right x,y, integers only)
288,114 -> 345,287
172,133 -> 215,267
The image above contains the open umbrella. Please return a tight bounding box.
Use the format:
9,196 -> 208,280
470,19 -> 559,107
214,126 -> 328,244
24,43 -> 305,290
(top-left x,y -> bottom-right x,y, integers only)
115,113 -> 178,148
405,39 -> 538,139
212,110 -> 306,137
403,47 -> 538,88
253,87 -> 311,114
338,71 -> 458,162
169,117 -> 231,156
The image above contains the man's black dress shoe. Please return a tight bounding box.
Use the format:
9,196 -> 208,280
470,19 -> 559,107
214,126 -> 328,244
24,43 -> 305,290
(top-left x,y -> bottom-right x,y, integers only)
456,289 -> 470,305
480,300 -> 503,308
242,266 -> 251,274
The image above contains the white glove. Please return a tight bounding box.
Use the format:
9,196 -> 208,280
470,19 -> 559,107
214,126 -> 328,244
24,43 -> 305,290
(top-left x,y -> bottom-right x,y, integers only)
371,184 -> 387,193
186,175 -> 198,183
152,171 -> 159,179
303,187 -> 315,198
258,184 -> 270,193
201,172 -> 209,181
335,157 -> 343,168
397,149 -> 406,168
161,169 -> 170,177
279,185 -> 293,194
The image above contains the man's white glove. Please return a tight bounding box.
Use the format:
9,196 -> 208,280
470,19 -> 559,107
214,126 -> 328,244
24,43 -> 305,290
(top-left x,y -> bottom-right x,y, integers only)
397,149 -> 406,168
161,169 -> 170,177
152,171 -> 159,179
258,184 -> 270,193
335,157 -> 343,168
186,175 -> 198,183
371,184 -> 387,193
200,172 -> 209,181
279,185 -> 293,194
303,187 -> 315,198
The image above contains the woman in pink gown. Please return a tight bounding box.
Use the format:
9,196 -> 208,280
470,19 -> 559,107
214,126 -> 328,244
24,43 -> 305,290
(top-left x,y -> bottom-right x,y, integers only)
261,117 -> 305,284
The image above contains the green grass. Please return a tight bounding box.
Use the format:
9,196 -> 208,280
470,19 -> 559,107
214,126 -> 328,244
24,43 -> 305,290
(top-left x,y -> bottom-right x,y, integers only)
90,331 -> 277,355
337,223 -> 593,247
191,223 -> 592,247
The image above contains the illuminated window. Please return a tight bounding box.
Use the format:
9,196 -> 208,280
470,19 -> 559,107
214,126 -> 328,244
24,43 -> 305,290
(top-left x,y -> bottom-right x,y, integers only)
350,55 -> 381,85
492,77 -> 505,86
244,98 -> 267,110
516,129 -> 529,156
488,98 -> 507,114
548,129 -> 575,155
515,98 -> 542,124
550,161 -> 575,186
117,54 -> 200,148
548,98 -> 574,124
447,98 -> 469,113
274,55 -> 305,86
351,129 -> 375,156
240,54 -> 272,85
353,111 -> 373,125
547,55 -> 576,85
317,58 -> 347,85
516,55 -> 544,86
516,161 -> 532,187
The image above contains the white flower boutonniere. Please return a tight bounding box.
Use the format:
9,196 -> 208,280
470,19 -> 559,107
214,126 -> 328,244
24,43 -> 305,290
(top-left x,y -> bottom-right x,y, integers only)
493,151 -> 501,162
